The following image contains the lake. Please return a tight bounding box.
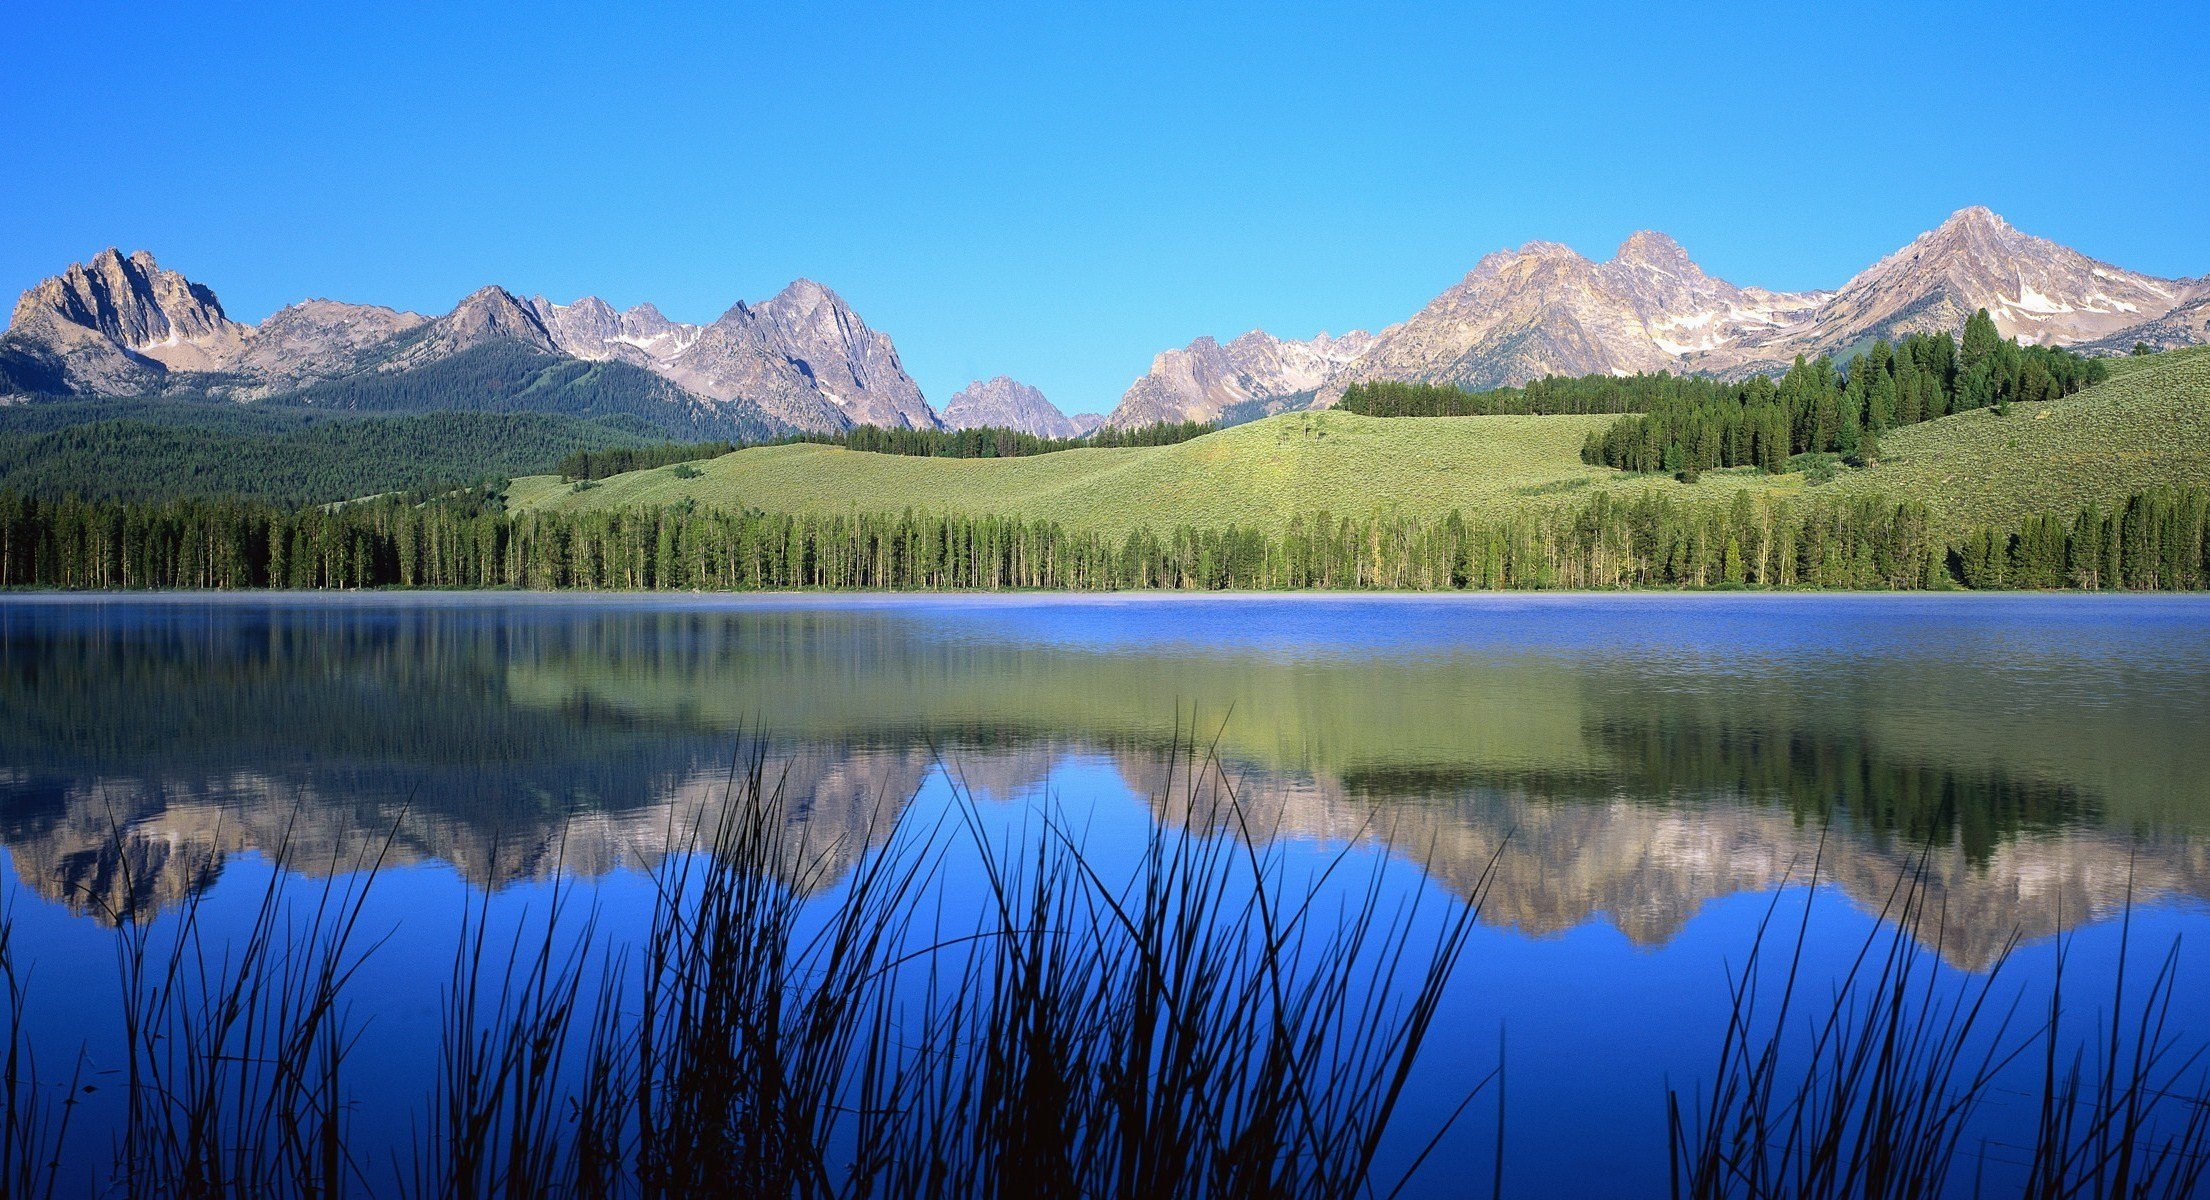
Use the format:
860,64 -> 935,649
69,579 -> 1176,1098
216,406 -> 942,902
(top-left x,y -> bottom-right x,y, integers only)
3,593 -> 2207,1197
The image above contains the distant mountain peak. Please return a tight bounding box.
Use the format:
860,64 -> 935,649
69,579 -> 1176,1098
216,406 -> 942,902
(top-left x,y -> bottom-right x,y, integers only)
1940,204 -> 2006,230
1614,230 -> 1691,271
1105,328 -> 1376,429
942,375 -> 1080,438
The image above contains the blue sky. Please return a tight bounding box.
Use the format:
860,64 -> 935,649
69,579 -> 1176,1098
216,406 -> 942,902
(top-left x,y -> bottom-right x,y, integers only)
4,2 -> 2206,413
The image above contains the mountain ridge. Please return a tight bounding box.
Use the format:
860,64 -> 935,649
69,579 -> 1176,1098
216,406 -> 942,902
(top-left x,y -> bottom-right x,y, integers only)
0,254 -> 938,436
1109,207 -> 2206,426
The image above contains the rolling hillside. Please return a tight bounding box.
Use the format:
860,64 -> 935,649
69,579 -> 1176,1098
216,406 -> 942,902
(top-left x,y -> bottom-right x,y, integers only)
1825,351 -> 2210,527
506,410 -> 1796,535
509,351 -> 2210,537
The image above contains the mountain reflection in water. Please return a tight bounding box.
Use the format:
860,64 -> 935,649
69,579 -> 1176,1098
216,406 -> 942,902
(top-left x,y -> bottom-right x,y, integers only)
4,594 -> 2207,972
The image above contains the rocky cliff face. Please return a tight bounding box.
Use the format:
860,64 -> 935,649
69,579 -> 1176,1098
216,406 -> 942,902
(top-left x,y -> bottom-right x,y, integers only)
754,280 -> 941,430
0,248 -> 252,393
941,376 -> 1081,437
1314,232 -> 1827,402
2080,292 -> 2210,355
232,299 -> 429,386
527,296 -> 701,366
1106,329 -> 1374,429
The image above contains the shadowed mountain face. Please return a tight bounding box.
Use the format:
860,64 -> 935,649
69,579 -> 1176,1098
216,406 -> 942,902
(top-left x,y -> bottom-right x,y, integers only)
4,595 -> 2206,967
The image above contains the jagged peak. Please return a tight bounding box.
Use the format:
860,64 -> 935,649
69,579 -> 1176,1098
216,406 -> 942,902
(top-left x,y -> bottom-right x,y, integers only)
457,283 -> 527,307
1513,239 -> 1585,261
1938,205 -> 2008,232
1614,230 -> 1691,269
770,277 -> 845,308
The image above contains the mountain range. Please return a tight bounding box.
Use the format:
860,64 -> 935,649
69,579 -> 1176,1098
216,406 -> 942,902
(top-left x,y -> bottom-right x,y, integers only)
1117,206 -> 2209,424
3,207 -> 2204,440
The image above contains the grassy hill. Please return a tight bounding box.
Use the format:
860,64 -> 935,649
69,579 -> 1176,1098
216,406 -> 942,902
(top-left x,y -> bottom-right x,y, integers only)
1825,351 -> 2210,527
506,410 -> 1805,535
509,352 -> 2210,535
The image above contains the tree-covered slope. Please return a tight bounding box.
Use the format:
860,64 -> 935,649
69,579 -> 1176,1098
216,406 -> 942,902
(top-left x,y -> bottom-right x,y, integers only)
0,411 -> 653,506
272,341 -> 780,442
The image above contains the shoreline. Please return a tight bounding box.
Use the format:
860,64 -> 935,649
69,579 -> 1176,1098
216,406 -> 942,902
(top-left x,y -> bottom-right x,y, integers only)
3,587 -> 2205,607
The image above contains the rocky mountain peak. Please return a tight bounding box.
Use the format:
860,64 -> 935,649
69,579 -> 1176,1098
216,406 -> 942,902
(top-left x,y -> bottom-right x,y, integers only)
1,248 -> 250,390
1514,239 -> 1585,262
752,280 -> 940,430
1939,204 -> 2005,232
1614,230 -> 1692,272
1795,206 -> 2196,353
13,248 -> 241,352
941,375 -> 1081,438
1105,328 -> 1380,429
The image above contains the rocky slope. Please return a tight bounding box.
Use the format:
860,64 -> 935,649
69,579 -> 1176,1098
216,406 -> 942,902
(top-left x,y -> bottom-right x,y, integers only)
0,253 -> 939,434
1709,206 -> 2207,374
229,298 -> 429,386
940,376 -> 1081,437
1314,232 -> 1826,402
2079,292 -> 2210,355
1106,329 -> 1374,429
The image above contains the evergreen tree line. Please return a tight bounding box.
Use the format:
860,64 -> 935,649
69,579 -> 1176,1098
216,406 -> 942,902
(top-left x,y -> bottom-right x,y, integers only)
788,419 -> 1212,459
1337,377 -> 1713,418
1581,312 -> 2107,477
5,487 -> 2203,593
557,440 -> 739,480
557,420 -> 1219,481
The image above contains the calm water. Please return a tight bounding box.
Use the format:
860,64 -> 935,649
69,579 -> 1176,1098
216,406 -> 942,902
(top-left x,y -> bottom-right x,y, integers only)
4,593 -> 2208,1195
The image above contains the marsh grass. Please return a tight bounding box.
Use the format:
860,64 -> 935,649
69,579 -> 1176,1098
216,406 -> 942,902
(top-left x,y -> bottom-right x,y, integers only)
1668,833 -> 2210,1199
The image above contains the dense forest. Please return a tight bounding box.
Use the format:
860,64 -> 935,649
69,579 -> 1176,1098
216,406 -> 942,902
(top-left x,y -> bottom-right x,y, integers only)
5,486 -> 2202,592
1338,378 -> 1670,417
1581,313 -> 2107,477
0,411 -> 653,506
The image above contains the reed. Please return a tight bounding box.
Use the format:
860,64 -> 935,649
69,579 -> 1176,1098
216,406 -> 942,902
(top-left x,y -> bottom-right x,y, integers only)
1667,836 -> 2210,1200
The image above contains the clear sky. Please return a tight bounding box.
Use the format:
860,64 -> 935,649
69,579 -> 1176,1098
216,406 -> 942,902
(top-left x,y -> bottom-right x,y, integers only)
5,2 -> 2206,414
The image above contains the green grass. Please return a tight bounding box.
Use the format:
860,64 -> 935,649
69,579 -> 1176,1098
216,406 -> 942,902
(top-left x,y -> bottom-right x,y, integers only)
508,408 -> 1808,534
509,353 -> 2210,536
2096,344 -> 2210,380
1827,351 -> 2210,527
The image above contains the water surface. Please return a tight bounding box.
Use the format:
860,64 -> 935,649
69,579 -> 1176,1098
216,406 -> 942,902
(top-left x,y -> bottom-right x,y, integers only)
4,593 -> 2207,1195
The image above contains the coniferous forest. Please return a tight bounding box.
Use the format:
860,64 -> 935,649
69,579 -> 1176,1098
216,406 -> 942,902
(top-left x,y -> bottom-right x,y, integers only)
4,485 -> 2204,592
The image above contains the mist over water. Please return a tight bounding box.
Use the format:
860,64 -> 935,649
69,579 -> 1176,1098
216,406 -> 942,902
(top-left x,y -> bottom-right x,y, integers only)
3,593 -> 2208,1196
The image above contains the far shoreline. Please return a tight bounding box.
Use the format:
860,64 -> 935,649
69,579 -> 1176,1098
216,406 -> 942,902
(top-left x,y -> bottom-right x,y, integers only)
3,588 -> 2203,607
